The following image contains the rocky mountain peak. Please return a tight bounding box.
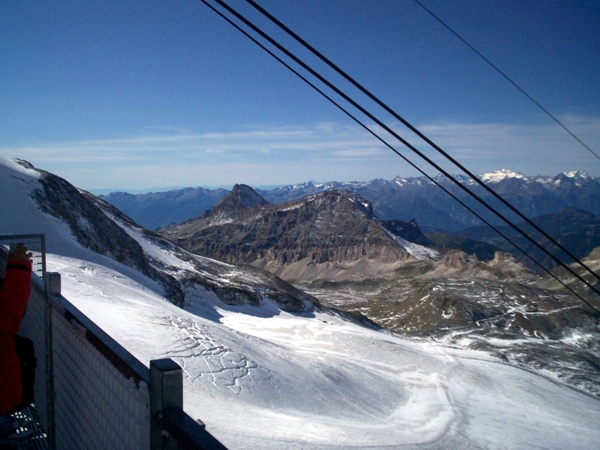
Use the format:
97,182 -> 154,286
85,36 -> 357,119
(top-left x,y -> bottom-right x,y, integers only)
216,184 -> 270,210
488,251 -> 520,268
160,189 -> 425,282
302,189 -> 374,218
193,184 -> 270,227
587,246 -> 600,261
440,249 -> 474,269
554,170 -> 594,187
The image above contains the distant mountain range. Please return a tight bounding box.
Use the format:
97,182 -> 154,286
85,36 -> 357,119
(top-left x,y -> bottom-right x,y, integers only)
259,169 -> 600,232
457,206 -> 600,269
100,187 -> 228,230
102,169 -> 600,232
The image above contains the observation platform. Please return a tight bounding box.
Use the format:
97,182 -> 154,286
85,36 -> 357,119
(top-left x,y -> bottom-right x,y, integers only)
1,234 -> 226,450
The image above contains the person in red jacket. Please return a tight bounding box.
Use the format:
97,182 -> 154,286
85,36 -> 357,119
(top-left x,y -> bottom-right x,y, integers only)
0,243 -> 33,414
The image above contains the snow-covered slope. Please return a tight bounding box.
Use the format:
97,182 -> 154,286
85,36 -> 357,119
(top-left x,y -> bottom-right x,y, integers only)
2,156 -> 600,449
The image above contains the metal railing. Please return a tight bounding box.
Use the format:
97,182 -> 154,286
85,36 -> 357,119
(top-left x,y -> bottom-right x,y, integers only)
0,234 -> 46,279
3,234 -> 226,450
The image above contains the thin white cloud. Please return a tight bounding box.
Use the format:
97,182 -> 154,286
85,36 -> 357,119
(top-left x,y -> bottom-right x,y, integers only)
2,123 -> 376,160
415,116 -> 600,175
2,116 -> 599,190
333,147 -> 386,157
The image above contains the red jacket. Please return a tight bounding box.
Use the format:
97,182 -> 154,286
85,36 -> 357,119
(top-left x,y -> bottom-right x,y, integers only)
0,260 -> 32,414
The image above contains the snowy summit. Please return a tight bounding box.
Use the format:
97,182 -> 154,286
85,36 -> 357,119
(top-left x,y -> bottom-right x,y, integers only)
480,168 -> 525,183
563,169 -> 590,180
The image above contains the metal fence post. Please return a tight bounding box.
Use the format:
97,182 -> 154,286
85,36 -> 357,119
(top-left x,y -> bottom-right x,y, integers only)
150,359 -> 182,450
46,271 -> 59,450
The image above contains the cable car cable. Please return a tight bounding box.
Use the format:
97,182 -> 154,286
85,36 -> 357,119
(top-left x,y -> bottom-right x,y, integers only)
412,0 -> 600,162
199,0 -> 600,314
207,0 -> 600,298
243,0 -> 600,285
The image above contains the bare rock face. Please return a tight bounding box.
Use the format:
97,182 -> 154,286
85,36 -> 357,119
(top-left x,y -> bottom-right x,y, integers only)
160,188 -> 420,278
440,250 -> 474,269
587,246 -> 600,261
490,251 -> 517,265
25,166 -> 185,306
32,168 -> 152,275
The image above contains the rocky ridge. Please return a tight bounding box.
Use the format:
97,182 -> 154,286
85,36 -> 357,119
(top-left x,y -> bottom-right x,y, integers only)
160,185 -> 441,282
20,161 -> 322,313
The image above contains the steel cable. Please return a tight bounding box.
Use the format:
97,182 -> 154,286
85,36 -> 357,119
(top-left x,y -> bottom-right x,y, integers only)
412,0 -> 600,162
198,0 -> 600,310
241,0 -> 600,288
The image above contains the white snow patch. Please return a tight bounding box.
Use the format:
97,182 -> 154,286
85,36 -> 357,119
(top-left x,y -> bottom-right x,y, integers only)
382,227 -> 440,260
563,170 -> 590,179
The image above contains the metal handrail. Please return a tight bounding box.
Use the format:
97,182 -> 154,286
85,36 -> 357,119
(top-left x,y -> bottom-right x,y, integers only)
45,277 -> 227,449
3,234 -> 226,449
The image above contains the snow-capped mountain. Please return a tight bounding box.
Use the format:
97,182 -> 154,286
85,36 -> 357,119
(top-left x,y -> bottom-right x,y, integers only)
3,156 -> 600,449
103,169 -> 600,232
480,168 -> 526,183
259,170 -> 600,231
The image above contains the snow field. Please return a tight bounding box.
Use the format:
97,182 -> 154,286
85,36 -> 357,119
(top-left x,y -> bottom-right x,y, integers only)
56,257 -> 600,449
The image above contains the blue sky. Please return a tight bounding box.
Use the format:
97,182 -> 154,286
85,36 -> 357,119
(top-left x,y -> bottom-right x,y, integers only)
1,0 -> 599,192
